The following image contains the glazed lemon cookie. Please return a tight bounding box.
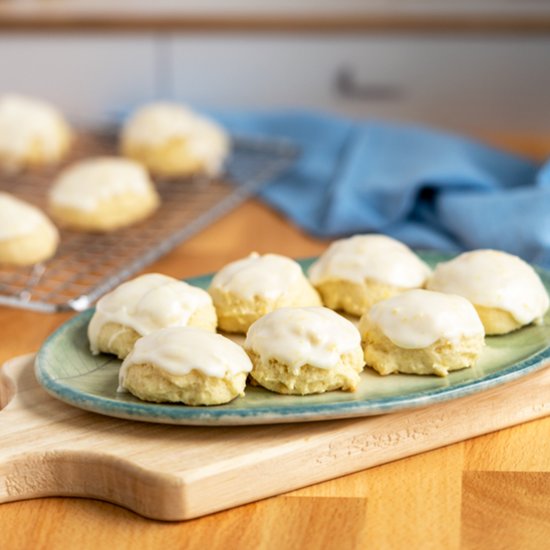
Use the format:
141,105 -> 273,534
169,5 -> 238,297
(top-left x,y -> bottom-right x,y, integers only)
49,157 -> 160,232
359,289 -> 485,377
245,307 -> 364,395
88,273 -> 216,359
308,234 -> 431,317
0,94 -> 71,172
427,250 -> 549,335
0,192 -> 59,266
120,102 -> 229,179
208,253 -> 322,334
119,327 -> 252,405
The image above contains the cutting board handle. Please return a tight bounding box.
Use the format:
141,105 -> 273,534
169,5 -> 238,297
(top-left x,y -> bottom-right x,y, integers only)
0,361 -> 15,411
0,355 -> 187,520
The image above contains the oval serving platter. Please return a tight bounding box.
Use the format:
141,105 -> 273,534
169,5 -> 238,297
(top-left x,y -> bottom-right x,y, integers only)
35,252 -> 550,426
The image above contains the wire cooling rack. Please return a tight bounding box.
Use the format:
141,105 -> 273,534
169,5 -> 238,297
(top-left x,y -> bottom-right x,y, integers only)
0,131 -> 299,313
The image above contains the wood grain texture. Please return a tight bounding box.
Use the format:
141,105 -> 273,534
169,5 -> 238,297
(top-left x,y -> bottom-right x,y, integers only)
1,12 -> 550,34
462,472 -> 550,550
1,127 -> 550,547
177,496 -> 370,550
291,443 -> 464,549
1,353 -> 550,521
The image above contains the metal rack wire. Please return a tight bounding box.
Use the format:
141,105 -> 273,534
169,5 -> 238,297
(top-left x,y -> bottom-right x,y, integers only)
0,131 -> 299,312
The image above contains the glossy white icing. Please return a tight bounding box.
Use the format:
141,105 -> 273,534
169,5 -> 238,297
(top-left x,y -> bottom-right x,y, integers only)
0,94 -> 68,162
363,289 -> 485,349
0,192 -> 56,240
308,234 -> 431,288
209,253 -> 309,301
427,250 -> 549,325
88,273 -> 214,354
245,306 -> 362,372
119,327 -> 252,387
122,102 -> 229,175
50,157 -> 155,212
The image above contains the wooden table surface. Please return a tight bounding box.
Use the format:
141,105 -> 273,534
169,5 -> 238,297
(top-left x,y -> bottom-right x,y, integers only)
1,132 -> 550,549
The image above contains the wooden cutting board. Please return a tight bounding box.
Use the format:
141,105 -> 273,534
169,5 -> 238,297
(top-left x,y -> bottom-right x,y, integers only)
2,354 -> 550,521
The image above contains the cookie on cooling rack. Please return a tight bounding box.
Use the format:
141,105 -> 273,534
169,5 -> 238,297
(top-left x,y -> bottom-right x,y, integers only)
120,102 -> 229,179
49,157 -> 160,232
88,273 -> 217,359
244,307 -> 364,395
359,289 -> 485,377
308,234 -> 431,317
0,192 -> 59,266
208,252 -> 322,334
427,249 -> 549,335
0,94 -> 71,172
119,326 -> 252,405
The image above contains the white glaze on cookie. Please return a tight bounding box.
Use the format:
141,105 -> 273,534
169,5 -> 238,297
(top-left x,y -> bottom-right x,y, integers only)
364,289 -> 485,349
122,102 -> 229,175
210,253 -> 307,301
50,157 -> 155,212
427,250 -> 549,325
88,273 -> 214,353
308,234 -> 431,288
0,192 -> 54,240
119,327 -> 252,388
0,94 -> 67,161
245,306 -> 361,372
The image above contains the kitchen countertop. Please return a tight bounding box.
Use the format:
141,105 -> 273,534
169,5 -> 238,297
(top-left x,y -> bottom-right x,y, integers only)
1,1 -> 550,33
1,132 -> 550,548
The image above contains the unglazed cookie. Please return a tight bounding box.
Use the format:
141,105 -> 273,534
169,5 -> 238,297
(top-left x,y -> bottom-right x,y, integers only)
308,234 -> 431,317
119,327 -> 252,405
245,307 -> 364,395
359,289 -> 485,377
0,94 -> 71,172
49,157 -> 160,232
0,192 -> 59,266
88,273 -> 216,359
427,250 -> 549,335
120,102 -> 229,178
208,253 -> 322,334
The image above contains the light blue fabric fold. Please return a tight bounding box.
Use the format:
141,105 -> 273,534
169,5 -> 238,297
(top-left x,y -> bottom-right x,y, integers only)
216,110 -> 547,266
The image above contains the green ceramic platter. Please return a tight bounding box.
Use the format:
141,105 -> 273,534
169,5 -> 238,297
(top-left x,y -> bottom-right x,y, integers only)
35,252 -> 550,426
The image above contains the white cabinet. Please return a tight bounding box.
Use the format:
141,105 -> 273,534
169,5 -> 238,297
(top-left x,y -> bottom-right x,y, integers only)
0,33 -> 548,133
0,34 -> 158,126
171,35 -> 550,133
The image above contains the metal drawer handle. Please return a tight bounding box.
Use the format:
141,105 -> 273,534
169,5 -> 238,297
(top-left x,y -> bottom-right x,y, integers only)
335,67 -> 405,100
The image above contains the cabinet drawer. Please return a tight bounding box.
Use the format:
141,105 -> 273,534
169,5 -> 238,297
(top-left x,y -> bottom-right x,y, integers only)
171,35 -> 550,132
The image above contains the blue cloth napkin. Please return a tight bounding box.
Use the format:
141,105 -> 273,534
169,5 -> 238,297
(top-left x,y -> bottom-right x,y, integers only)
216,110 -> 550,267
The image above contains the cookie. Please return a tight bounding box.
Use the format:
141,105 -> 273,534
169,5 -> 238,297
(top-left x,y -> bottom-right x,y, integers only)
49,157 -> 160,232
208,252 -> 322,334
245,306 -> 364,395
308,234 -> 431,317
119,327 -> 252,405
0,94 -> 71,172
120,102 -> 229,179
427,250 -> 549,335
0,192 -> 59,266
88,273 -> 216,359
359,289 -> 485,376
